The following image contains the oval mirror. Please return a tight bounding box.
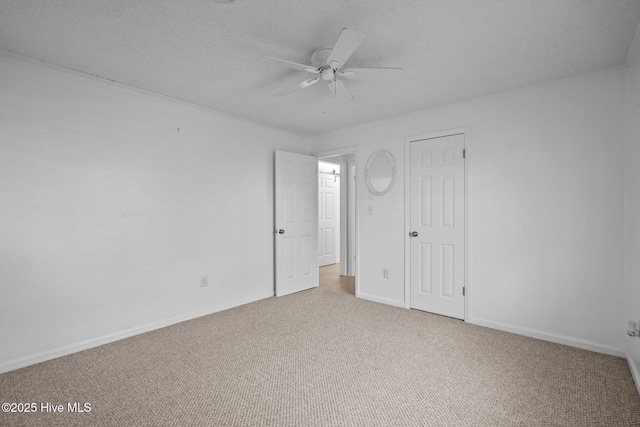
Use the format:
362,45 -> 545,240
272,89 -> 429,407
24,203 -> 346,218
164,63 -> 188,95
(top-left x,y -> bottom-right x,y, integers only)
364,150 -> 396,196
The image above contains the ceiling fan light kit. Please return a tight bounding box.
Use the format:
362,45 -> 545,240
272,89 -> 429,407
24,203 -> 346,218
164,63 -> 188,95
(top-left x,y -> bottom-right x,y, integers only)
258,28 -> 402,103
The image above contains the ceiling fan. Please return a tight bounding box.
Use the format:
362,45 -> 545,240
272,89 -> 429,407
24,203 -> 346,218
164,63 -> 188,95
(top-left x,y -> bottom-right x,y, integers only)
257,28 -> 402,103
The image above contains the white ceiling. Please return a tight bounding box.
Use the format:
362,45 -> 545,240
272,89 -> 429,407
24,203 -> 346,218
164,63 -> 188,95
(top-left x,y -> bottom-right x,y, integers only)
1,0 -> 639,136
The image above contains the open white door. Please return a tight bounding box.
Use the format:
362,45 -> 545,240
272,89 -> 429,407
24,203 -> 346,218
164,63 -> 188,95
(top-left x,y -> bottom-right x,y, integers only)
409,133 -> 465,319
275,151 -> 318,296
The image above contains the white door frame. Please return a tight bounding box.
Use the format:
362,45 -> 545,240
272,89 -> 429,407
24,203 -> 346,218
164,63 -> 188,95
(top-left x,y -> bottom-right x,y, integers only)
347,161 -> 356,277
315,146 -> 359,297
404,128 -> 470,320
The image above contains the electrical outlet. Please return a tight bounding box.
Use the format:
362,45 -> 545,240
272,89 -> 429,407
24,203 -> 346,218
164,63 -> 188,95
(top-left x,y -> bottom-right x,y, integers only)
200,275 -> 208,287
383,268 -> 390,279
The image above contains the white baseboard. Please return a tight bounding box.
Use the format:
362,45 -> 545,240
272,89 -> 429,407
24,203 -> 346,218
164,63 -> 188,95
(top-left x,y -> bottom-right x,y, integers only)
468,316 -> 625,357
358,292 -> 406,308
0,291 -> 273,374
627,352 -> 640,397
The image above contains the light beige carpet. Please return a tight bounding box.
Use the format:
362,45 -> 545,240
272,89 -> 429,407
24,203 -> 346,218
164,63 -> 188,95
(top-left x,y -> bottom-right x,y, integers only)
1,288 -> 639,426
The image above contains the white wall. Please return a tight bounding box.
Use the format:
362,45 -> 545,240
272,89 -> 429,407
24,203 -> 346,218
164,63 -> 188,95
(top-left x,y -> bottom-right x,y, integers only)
312,67 -> 626,355
0,53 -> 309,371
625,23 -> 640,383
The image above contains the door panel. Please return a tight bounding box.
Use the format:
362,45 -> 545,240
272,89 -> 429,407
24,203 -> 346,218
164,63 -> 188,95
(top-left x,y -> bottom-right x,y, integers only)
275,151 -> 318,296
419,242 -> 432,294
410,134 -> 465,319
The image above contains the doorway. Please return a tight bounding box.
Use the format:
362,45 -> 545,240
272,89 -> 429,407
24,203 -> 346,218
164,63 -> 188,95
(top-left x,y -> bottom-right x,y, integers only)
317,151 -> 357,296
318,160 -> 339,268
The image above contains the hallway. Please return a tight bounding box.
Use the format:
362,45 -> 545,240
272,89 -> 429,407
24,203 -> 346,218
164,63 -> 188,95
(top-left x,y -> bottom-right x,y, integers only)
318,263 -> 354,296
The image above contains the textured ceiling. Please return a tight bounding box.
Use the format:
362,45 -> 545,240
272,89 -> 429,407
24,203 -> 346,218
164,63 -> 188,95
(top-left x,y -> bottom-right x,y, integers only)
1,0 -> 639,136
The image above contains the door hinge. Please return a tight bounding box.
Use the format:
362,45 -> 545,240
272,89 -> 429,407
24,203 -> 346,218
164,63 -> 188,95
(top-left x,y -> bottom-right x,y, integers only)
463,149 -> 466,159
462,286 -> 465,296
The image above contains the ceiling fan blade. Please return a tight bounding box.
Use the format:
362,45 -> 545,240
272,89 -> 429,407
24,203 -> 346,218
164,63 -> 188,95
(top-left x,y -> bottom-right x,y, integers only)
274,77 -> 320,97
342,67 -> 403,79
257,56 -> 318,73
327,28 -> 365,68
335,80 -> 354,104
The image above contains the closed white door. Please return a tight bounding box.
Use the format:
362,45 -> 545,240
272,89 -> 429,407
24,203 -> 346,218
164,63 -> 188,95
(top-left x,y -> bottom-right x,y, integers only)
275,151 -> 318,297
318,172 -> 338,267
410,134 -> 465,319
